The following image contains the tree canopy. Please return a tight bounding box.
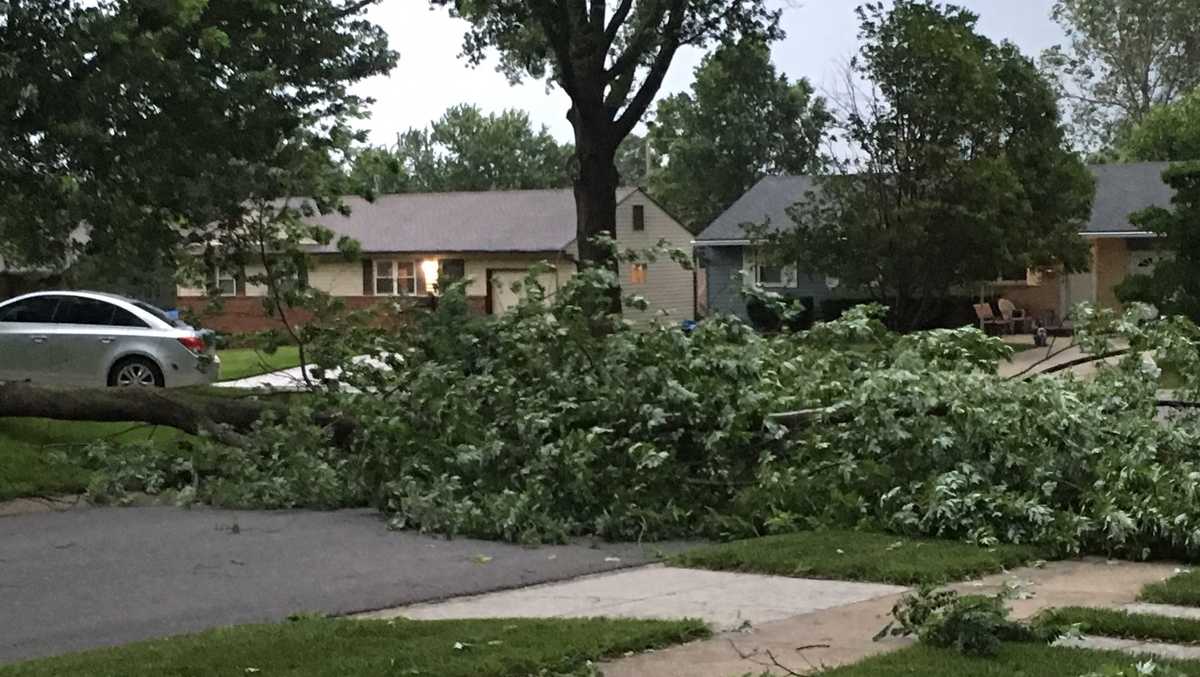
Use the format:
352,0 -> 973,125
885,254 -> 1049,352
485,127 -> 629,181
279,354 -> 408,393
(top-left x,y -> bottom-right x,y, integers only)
0,0 -> 394,269
648,38 -> 830,231
344,104 -> 572,194
1042,0 -> 1200,153
1117,88 -> 1200,162
430,0 -> 781,273
775,0 -> 1093,330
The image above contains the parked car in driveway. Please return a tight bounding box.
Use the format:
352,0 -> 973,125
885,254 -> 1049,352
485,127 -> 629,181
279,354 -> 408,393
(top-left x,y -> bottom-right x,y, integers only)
0,291 -> 219,388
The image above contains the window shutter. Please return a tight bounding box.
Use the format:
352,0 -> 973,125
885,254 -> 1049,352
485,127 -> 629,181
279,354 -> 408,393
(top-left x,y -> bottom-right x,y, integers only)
362,259 -> 374,296
235,270 -> 246,296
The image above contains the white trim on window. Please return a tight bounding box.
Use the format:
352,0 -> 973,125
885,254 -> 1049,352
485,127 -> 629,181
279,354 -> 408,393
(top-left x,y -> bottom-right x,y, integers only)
374,259 -> 417,296
753,264 -> 794,288
215,267 -> 237,297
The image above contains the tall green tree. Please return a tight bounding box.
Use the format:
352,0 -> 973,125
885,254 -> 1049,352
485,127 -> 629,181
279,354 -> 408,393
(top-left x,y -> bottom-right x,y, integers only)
1117,88 -> 1200,161
1042,0 -> 1200,153
776,0 -> 1093,330
1116,163 -> 1200,319
345,105 -> 571,194
429,0 -> 781,281
648,38 -> 830,231
0,0 -> 394,270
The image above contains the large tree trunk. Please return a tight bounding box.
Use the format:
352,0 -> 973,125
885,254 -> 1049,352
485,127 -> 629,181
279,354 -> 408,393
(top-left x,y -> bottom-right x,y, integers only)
0,383 -> 355,448
569,102 -> 623,314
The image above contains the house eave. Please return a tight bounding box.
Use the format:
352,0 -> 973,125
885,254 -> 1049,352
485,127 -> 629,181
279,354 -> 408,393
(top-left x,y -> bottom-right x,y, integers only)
1080,231 -> 1157,239
692,238 -> 752,246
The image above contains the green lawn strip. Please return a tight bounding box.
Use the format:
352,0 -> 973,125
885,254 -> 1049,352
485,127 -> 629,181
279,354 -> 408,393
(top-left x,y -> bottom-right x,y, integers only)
218,346 -> 302,381
0,617 -> 708,677
1142,571 -> 1200,607
1039,607 -> 1200,645
818,643 -> 1200,676
672,530 -> 1045,585
0,418 -> 188,501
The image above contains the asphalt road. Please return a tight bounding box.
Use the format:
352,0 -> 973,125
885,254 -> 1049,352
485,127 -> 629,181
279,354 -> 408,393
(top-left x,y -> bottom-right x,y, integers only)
0,506 -> 685,664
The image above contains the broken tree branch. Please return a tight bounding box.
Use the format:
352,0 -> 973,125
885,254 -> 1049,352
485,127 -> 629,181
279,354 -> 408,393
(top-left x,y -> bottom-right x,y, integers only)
0,382 -> 356,448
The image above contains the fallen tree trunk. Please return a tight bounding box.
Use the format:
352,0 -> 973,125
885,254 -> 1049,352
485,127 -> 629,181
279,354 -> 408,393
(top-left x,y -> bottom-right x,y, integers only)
0,383 -> 355,448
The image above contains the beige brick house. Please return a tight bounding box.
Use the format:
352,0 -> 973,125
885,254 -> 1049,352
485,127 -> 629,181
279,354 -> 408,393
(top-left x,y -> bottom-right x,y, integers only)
177,187 -> 695,332
1002,162 -> 1173,324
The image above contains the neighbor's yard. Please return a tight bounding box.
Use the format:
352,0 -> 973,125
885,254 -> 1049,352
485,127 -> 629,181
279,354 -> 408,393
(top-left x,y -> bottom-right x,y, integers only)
218,346 -> 303,381
0,617 -> 707,677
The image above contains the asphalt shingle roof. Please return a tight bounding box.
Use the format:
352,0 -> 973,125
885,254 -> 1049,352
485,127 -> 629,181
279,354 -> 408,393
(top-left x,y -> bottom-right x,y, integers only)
1087,162 -> 1173,233
301,187 -> 637,254
695,163 -> 1176,243
694,176 -> 818,242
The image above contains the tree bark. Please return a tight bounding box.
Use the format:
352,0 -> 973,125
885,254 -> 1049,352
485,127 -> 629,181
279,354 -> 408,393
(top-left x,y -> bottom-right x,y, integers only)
570,106 -> 623,313
0,383 -> 355,448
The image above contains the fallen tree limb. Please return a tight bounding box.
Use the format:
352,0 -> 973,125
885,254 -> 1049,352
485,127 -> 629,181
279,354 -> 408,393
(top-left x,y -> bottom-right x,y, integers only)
0,382 -> 355,448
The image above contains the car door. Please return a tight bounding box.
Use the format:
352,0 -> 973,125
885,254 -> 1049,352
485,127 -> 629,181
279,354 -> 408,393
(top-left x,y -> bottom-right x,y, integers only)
0,295 -> 64,383
50,297 -> 125,386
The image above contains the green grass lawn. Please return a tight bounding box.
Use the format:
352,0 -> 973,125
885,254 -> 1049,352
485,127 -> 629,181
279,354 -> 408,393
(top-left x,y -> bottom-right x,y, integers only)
672,530 -> 1045,585
0,417 -> 187,502
1040,606 -> 1200,645
1142,570 -> 1200,607
0,617 -> 708,677
820,644 -> 1200,676
218,346 -> 303,381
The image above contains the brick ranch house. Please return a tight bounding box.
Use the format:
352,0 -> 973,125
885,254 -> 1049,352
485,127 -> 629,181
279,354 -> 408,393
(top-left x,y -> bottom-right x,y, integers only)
177,187 -> 696,333
695,162 -> 1174,327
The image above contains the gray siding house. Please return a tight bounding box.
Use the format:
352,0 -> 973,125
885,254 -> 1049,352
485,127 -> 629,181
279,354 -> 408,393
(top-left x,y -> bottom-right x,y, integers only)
695,176 -> 841,321
697,164 -> 1175,324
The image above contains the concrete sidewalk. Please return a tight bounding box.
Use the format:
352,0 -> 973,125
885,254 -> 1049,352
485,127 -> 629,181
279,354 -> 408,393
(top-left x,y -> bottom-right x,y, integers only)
360,557 -> 1177,676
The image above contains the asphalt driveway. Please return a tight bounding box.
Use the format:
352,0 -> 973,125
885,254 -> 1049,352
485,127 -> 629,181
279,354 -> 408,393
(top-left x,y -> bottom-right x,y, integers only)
0,506 -> 684,664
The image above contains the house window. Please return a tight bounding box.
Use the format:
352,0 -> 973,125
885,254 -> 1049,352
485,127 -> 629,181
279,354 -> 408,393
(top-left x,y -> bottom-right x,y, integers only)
632,205 -> 645,231
374,260 -> 416,296
755,264 -> 785,287
631,262 -> 648,284
215,267 -> 238,296
440,258 -> 466,283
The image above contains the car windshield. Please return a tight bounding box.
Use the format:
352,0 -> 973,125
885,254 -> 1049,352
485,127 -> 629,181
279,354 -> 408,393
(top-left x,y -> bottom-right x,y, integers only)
132,301 -> 186,328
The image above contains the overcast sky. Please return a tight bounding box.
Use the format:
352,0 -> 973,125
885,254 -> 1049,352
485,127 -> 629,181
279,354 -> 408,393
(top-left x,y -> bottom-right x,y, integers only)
353,1 -> 1068,146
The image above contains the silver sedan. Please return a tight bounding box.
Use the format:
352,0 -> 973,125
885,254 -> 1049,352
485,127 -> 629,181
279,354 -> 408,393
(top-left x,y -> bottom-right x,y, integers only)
0,291 -> 220,388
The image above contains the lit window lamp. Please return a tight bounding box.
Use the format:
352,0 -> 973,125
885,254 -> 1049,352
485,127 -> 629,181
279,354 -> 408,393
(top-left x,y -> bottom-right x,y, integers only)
421,259 -> 440,294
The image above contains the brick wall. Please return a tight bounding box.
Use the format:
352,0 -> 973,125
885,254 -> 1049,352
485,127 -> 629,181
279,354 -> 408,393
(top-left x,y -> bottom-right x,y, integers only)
176,294 -> 487,334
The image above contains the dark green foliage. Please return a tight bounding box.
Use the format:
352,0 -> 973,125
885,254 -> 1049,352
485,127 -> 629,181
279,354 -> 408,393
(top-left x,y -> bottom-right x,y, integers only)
648,38 -> 831,231
0,0 -> 395,269
776,1 -> 1092,330
876,586 -> 1061,657
343,105 -> 574,195
1117,89 -> 1200,162
673,531 -> 1043,585
1142,571 -> 1200,607
1040,607 -> 1200,645
0,617 -> 708,677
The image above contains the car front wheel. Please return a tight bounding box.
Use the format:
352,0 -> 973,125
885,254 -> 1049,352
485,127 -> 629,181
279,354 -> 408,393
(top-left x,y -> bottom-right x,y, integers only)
108,357 -> 165,388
